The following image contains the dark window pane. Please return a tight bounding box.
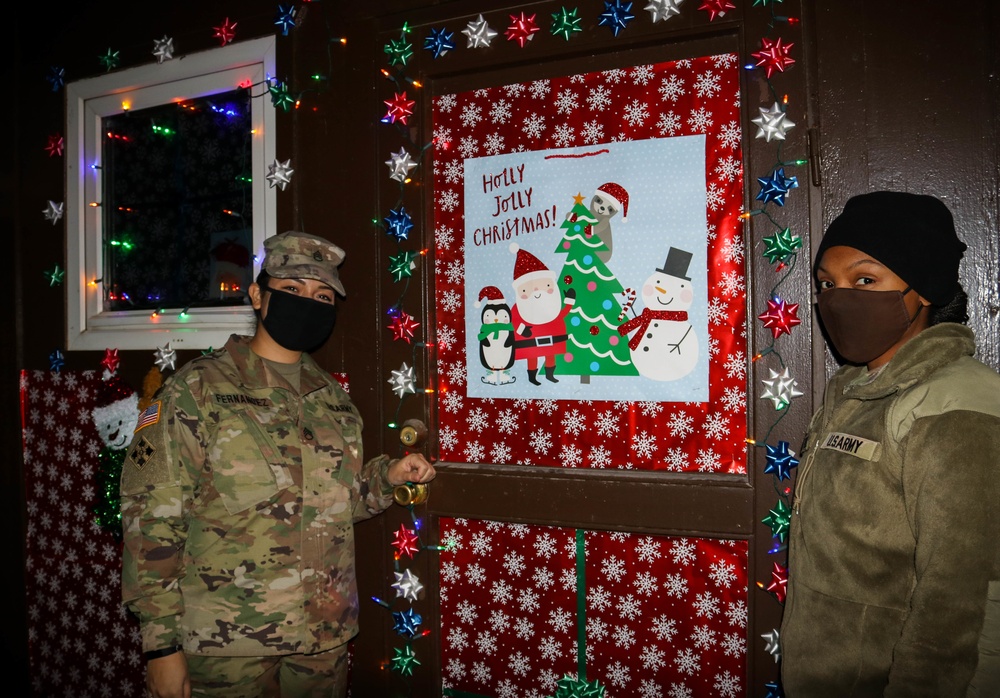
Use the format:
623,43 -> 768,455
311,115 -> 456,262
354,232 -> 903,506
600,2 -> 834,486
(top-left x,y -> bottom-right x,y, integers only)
101,88 -> 254,312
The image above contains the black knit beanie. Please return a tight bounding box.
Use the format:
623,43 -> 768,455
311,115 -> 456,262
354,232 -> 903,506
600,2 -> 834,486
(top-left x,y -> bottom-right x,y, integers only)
814,191 -> 966,306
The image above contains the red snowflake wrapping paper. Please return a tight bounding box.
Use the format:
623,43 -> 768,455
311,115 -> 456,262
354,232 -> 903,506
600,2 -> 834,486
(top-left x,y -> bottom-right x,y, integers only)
20,369 -> 145,698
439,518 -> 748,697
432,54 -> 747,472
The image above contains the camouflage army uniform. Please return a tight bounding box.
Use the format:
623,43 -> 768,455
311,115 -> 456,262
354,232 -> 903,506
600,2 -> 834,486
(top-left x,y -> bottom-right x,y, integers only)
121,334 -> 395,658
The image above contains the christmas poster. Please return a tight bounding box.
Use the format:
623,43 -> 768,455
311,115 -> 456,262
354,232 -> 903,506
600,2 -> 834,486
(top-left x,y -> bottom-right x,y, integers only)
439,518 -> 748,698
464,136 -> 709,401
433,55 -> 747,471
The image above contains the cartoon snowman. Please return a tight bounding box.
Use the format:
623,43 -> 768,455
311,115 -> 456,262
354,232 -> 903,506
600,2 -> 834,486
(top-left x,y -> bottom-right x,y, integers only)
618,247 -> 699,381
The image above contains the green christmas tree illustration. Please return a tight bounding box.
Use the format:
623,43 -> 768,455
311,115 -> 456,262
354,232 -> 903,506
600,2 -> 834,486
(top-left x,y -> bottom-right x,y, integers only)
554,194 -> 637,378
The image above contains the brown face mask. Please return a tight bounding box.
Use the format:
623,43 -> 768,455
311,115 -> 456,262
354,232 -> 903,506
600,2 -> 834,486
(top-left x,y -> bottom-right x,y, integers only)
815,287 -> 920,364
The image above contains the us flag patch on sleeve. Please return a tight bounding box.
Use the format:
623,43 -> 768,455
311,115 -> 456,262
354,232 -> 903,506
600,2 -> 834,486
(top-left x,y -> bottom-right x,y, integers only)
134,401 -> 161,433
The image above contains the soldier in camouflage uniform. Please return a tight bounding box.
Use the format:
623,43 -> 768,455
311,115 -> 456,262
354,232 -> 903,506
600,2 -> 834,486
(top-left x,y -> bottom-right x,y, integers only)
121,231 -> 435,698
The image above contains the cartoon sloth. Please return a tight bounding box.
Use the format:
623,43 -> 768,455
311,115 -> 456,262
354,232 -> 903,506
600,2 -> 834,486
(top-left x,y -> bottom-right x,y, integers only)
475,286 -> 515,384
590,182 -> 629,263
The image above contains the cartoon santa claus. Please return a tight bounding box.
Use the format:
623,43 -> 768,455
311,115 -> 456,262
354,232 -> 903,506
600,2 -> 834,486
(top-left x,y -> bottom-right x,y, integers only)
509,243 -> 576,385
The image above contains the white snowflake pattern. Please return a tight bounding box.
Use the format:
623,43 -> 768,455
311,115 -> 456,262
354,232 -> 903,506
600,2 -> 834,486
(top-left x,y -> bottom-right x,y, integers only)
490,579 -> 513,605
439,289 -> 461,313
458,135 -> 479,158
726,599 -> 748,628
548,607 -> 573,633
587,84 -> 613,111
443,160 -> 464,185
554,89 -> 579,115
523,112 -> 546,139
709,560 -> 738,588
595,410 -> 619,437
669,539 -> 697,566
529,429 -> 552,454
693,70 -> 722,98
437,189 -> 459,212
691,624 -> 717,650
439,426 -> 458,452
714,671 -> 740,698
706,182 -> 725,211
436,93 -> 457,112
714,155 -> 741,183
668,684 -> 693,698
719,270 -> 743,298
455,601 -> 479,625
476,629 -> 498,656
721,232 -> 745,264
687,106 -> 714,132
561,409 -> 586,435
720,385 -> 746,413
657,111 -> 681,136
623,99 -> 650,126
460,103 -> 483,128
601,555 -> 626,582
724,350 -> 747,381
696,448 -> 721,472
463,441 -> 485,462
673,648 -> 700,676
693,590 -> 721,619
631,430 -> 657,459
721,631 -> 746,657
436,326 -> 457,351
466,407 -> 490,433
718,120 -> 741,149
484,132 -> 506,155
529,79 -> 551,99
631,64 -> 655,85
652,614 -> 678,642
517,587 -> 540,614
640,679 -> 664,698
606,661 -> 631,688
490,99 -> 512,124
436,225 -> 455,251
471,661 -> 491,684
552,123 -> 575,147
634,571 -> 658,596
587,616 -> 609,642
533,567 -> 555,590
535,532 -> 559,559
559,443 -> 582,467
664,447 -> 687,472
540,635 -> 561,661
659,74 -> 686,102
446,657 -> 466,681
444,259 -> 465,285
537,399 -> 558,416
636,537 -> 662,563
603,67 -> 628,83
702,412 -> 729,440
508,651 -> 531,677
589,585 -> 612,612
666,411 -> 694,438
588,445 -> 611,468
706,297 -> 728,326
581,120 -> 604,145
448,626 -> 470,651
639,642 -> 667,673
442,390 -> 464,414
617,593 -> 642,620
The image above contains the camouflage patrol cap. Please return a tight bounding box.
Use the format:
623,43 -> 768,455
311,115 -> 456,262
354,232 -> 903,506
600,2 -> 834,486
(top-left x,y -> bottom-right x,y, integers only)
262,231 -> 346,296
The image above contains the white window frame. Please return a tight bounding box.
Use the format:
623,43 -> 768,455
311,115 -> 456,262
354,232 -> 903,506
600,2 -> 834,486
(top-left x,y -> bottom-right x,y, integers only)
66,36 -> 276,351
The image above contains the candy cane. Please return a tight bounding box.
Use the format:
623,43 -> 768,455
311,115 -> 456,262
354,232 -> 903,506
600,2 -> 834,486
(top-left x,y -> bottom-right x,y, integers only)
617,287 -> 637,322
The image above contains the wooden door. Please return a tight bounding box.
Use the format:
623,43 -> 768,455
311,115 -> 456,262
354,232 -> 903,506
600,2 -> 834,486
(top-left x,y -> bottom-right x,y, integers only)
325,2 -> 814,696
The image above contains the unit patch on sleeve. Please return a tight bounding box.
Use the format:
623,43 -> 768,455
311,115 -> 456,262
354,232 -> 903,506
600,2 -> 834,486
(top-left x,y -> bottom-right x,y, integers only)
128,435 -> 157,470
819,431 -> 881,461
134,401 -> 161,433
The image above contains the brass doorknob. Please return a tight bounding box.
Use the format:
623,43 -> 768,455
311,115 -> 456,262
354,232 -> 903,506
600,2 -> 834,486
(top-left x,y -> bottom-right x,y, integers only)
399,419 -> 428,447
393,482 -> 429,506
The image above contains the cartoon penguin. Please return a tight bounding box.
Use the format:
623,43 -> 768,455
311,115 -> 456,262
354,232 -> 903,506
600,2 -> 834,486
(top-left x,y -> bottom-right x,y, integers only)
476,285 -> 516,384
619,247 -> 699,381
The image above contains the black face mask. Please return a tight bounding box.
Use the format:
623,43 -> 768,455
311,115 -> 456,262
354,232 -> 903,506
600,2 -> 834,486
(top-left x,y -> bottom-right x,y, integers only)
260,287 -> 337,352
815,286 -> 920,364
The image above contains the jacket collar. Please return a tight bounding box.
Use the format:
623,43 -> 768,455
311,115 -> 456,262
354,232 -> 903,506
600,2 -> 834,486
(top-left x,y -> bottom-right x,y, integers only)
832,323 -> 975,400
223,334 -> 334,395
